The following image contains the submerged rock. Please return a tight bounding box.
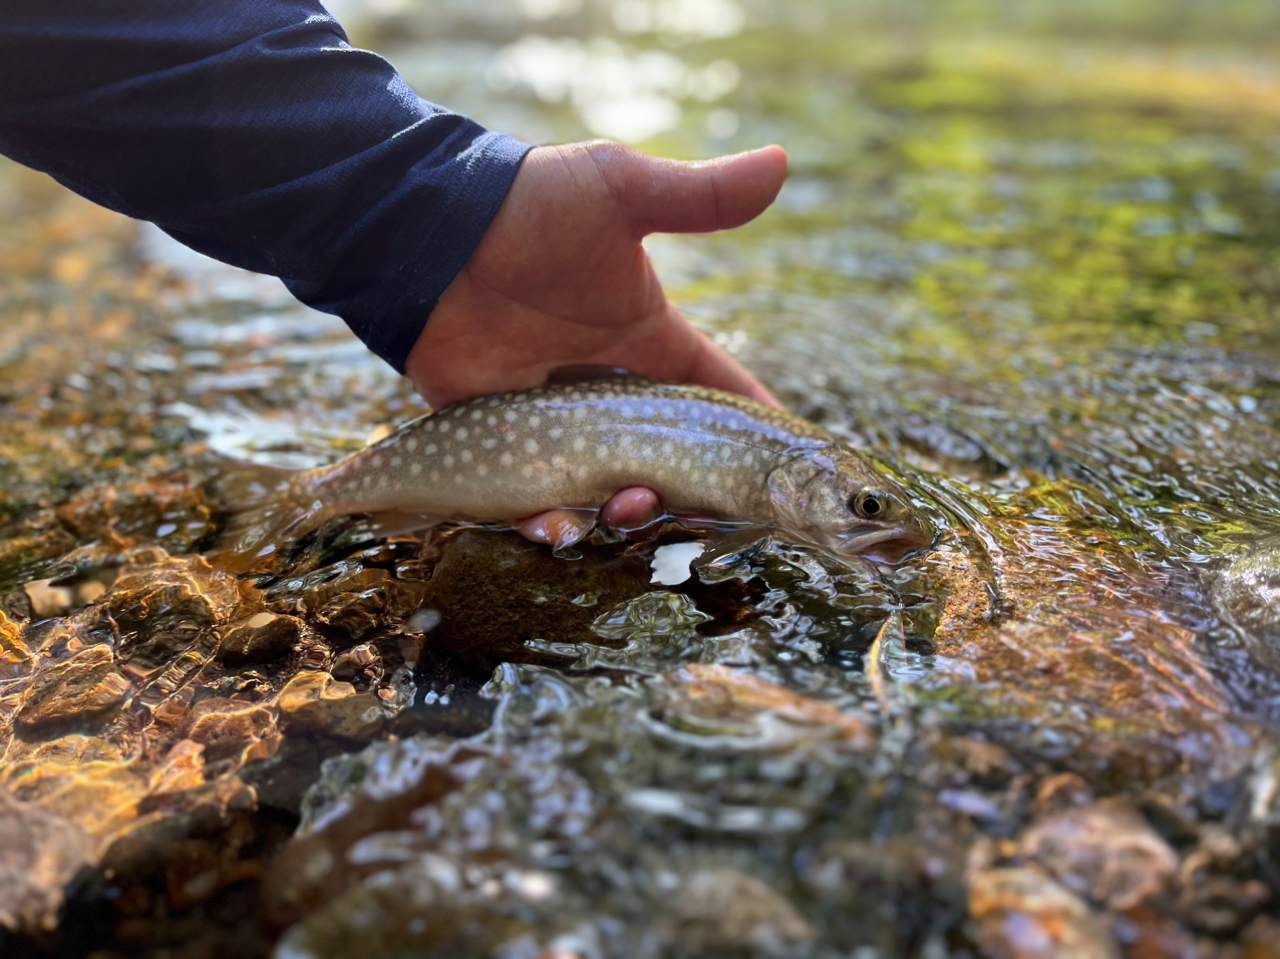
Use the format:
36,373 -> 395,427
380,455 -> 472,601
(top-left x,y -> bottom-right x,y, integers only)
1207,537 -> 1280,674
15,643 -> 130,730
967,865 -> 1120,959
217,612 -> 305,666
665,868 -> 817,955
1018,803 -> 1178,911
651,663 -> 873,751
277,670 -> 388,740
0,788 -> 94,932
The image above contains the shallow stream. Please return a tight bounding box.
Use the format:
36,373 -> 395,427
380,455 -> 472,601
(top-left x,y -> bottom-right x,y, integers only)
2,2 -> 1280,956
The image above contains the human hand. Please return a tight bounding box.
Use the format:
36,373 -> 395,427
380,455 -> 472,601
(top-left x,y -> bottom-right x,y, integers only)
403,139 -> 788,543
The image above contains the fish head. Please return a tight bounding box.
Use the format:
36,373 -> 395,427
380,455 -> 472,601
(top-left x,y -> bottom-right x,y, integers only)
767,448 -> 932,565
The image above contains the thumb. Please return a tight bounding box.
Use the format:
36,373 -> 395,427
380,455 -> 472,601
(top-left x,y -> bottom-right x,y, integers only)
600,142 -> 788,237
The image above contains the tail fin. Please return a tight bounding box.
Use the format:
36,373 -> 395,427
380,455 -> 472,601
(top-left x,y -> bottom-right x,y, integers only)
207,464 -> 327,574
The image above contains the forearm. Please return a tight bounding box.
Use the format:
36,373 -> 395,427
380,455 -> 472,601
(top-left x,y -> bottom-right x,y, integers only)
0,0 -> 531,370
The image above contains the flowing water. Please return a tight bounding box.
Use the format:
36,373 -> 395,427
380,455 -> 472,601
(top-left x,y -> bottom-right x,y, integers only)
2,1 -> 1280,956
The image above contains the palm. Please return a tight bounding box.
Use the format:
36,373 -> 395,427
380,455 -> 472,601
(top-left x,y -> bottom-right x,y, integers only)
404,140 -> 786,409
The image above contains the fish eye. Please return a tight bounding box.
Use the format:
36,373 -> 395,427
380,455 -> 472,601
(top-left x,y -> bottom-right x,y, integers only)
850,489 -> 886,518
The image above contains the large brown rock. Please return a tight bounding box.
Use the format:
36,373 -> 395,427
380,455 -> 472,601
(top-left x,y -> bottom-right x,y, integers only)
15,643 -> 130,730
0,787 -> 94,932
277,670 -> 386,740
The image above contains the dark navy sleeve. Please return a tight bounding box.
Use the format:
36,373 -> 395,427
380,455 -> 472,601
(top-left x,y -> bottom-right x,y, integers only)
0,1 -> 532,372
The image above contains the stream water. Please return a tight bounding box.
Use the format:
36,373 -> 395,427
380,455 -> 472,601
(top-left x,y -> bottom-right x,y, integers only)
2,1 -> 1280,956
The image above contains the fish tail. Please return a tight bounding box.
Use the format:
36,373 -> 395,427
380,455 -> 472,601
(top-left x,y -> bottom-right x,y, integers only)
208,464 -> 329,573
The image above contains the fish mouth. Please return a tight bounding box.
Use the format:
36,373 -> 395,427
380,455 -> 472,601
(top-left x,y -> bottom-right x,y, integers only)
838,524 -> 931,564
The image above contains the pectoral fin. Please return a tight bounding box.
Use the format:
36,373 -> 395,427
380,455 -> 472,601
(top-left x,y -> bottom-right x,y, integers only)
691,526 -> 771,581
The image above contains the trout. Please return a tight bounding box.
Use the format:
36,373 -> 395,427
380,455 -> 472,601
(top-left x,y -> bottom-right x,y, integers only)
228,373 -> 931,566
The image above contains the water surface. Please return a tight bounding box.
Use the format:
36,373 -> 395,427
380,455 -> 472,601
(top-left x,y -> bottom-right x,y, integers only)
2,1 -> 1280,956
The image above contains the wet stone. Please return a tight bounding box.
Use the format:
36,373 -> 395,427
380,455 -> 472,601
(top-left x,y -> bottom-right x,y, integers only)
277,670 -> 387,740
665,868 -> 817,956
304,568 -> 429,642
15,643 -> 130,730
54,479 -> 215,554
651,663 -> 874,751
0,528 -> 76,587
418,528 -> 659,668
0,609 -> 31,681
1173,826 -> 1273,934
1018,802 -> 1178,911
88,575 -> 216,646
23,578 -> 73,617
217,612 -> 305,666
967,865 -> 1121,959
924,545 -> 1000,655
184,697 -> 282,766
1241,917 -> 1280,959
1207,536 -> 1280,674
0,788 -> 94,933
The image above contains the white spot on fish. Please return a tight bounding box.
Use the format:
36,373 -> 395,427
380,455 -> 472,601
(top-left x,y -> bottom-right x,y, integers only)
573,406 -> 589,419
680,458 -> 692,471
521,464 -> 534,478
572,436 -> 586,453
524,438 -> 540,454
406,437 -> 418,452
661,441 -> 674,457
500,452 -> 514,466
548,426 -> 564,440
487,415 -> 498,427
425,442 -> 437,455
391,456 -> 403,468
481,437 -> 497,450
471,409 -> 483,420
443,454 -> 455,468
422,420 -> 435,432
455,427 -> 468,441
487,398 -> 500,408
461,450 -> 474,464
529,415 -> 541,429
476,464 -> 488,477
551,454 -> 566,468
439,421 -> 451,434
411,463 -> 422,476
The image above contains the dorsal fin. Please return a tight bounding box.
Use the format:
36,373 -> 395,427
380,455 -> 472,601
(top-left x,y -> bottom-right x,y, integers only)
543,364 -> 642,386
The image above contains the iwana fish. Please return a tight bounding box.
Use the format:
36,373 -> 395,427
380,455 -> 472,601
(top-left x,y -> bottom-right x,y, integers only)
222,371 -> 932,567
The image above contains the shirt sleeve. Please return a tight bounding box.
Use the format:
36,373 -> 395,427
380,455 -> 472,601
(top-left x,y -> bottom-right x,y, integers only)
0,0 -> 532,372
